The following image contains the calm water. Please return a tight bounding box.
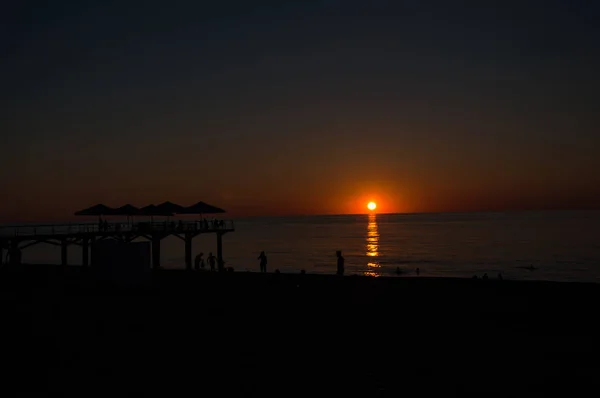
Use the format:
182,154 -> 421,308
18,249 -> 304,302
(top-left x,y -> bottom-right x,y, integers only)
9,210 -> 600,283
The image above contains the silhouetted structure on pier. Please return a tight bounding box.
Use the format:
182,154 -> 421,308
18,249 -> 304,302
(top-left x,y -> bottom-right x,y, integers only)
0,202 -> 234,270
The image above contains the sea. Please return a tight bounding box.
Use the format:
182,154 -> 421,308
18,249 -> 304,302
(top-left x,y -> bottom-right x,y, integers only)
4,210 -> 600,283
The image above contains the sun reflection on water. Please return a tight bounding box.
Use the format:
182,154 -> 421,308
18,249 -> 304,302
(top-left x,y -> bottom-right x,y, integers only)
365,213 -> 381,277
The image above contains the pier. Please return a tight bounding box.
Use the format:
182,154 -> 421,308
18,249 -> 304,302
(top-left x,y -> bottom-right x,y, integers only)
0,220 -> 235,270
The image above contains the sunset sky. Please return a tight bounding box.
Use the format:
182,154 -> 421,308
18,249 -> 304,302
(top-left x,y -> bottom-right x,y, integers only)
1,1 -> 599,221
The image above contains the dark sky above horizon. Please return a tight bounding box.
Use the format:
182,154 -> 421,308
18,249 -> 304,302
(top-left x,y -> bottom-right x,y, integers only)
1,0 -> 599,220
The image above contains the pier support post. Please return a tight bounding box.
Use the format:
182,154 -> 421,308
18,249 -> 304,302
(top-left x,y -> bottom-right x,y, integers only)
216,232 -> 224,272
82,238 -> 89,267
185,233 -> 192,271
61,239 -> 68,266
152,235 -> 161,269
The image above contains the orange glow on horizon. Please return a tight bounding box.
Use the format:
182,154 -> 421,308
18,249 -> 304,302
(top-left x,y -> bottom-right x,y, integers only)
342,189 -> 406,215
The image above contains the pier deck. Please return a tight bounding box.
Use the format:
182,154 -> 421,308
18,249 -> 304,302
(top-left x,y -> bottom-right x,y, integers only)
0,220 -> 235,269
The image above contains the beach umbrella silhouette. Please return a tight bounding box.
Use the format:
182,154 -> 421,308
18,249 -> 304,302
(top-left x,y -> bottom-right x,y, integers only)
74,204 -> 116,217
115,204 -> 141,216
155,201 -> 185,215
179,201 -> 226,216
140,204 -> 174,221
115,204 -> 141,224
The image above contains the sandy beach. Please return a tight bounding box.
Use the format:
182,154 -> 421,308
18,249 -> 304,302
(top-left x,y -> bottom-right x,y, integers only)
2,264 -> 599,396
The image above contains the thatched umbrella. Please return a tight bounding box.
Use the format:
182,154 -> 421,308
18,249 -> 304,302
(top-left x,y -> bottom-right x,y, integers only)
140,204 -> 173,221
178,201 -> 226,230
74,204 -> 116,231
74,204 -> 116,226
179,201 -> 226,216
116,204 -> 140,215
74,204 -> 116,216
155,201 -> 185,215
114,204 -> 141,225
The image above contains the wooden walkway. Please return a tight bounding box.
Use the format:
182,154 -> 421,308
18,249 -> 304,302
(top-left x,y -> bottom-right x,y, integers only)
0,220 -> 235,269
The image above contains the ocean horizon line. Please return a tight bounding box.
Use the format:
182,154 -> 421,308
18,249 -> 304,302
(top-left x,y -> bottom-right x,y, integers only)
227,207 -> 600,221
2,207 -> 598,226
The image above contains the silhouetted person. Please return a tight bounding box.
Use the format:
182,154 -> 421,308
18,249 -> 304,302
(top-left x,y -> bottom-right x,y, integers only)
396,267 -> 401,275
207,252 -> 216,272
498,273 -> 503,280
336,250 -> 344,276
416,267 -> 420,276
194,252 -> 204,271
483,273 -> 489,280
258,251 -> 267,273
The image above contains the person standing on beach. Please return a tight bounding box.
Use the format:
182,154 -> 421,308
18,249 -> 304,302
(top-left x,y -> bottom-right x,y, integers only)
194,252 -> 204,271
207,252 -> 216,272
258,251 -> 267,273
336,250 -> 345,276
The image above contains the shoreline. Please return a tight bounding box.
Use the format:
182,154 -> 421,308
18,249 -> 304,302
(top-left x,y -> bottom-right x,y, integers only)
5,259 -> 597,284
3,262 -> 600,285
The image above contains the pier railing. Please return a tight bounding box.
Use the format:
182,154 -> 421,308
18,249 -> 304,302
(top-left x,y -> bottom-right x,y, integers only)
0,220 -> 235,238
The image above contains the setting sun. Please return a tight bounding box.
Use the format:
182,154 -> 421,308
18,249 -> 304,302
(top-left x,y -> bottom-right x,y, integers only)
367,202 -> 377,211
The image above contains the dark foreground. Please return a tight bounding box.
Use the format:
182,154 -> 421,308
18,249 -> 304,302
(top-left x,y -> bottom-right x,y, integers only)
2,265 -> 600,397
